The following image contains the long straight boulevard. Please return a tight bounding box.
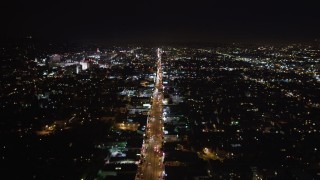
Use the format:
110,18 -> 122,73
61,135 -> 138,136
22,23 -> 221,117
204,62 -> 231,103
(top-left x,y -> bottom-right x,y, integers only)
136,48 -> 165,180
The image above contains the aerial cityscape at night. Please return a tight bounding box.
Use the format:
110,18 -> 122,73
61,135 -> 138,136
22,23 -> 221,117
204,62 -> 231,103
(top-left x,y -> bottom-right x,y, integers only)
1,0 -> 320,180
1,40 -> 320,179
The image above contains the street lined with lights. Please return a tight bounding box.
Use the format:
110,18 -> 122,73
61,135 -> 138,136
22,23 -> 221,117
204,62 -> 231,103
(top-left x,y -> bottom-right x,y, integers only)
136,48 -> 165,180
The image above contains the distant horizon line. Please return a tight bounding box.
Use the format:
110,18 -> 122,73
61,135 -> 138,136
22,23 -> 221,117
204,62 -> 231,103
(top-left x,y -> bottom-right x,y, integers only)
1,36 -> 319,46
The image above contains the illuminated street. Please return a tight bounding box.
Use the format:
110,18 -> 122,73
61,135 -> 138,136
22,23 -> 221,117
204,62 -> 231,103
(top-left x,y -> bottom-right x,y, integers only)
136,48 -> 165,180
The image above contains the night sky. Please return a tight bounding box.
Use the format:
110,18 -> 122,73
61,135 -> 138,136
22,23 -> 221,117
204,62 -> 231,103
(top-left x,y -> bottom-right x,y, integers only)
1,0 -> 319,42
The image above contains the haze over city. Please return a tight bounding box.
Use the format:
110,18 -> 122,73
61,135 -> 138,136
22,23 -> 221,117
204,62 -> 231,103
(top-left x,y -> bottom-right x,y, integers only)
1,0 -> 319,42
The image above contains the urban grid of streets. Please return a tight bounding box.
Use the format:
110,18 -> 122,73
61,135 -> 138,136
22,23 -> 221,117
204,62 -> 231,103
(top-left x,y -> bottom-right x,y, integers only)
136,48 -> 165,180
